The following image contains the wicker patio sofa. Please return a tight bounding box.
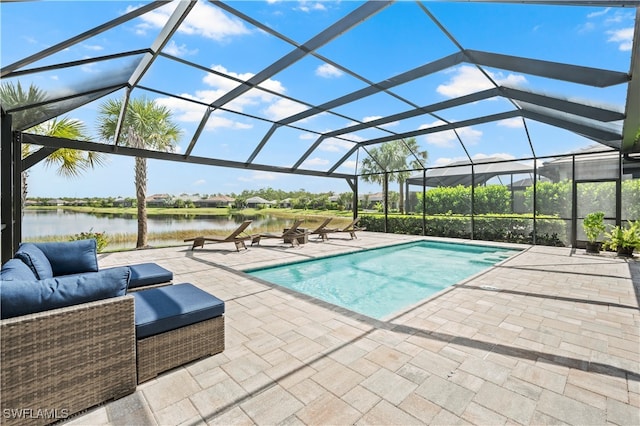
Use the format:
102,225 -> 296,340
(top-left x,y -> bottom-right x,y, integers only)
0,239 -> 225,424
1,295 -> 137,426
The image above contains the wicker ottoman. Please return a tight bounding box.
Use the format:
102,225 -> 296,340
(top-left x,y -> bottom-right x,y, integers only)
132,284 -> 225,383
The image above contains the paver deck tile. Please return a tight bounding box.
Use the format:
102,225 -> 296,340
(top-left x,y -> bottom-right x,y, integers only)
360,368 -> 417,405
342,385 -> 381,414
60,233 -> 638,425
295,393 -> 361,425
535,389 -> 606,425
473,381 -> 536,424
415,374 -> 475,416
356,400 -> 424,426
239,385 -> 304,425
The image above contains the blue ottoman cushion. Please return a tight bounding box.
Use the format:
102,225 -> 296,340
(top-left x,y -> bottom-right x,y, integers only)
133,283 -> 224,339
127,262 -> 174,290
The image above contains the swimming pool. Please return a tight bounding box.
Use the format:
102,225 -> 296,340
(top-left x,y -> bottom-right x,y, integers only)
247,240 -> 520,319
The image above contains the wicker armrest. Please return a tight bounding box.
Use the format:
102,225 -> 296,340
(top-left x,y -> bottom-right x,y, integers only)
1,296 -> 137,426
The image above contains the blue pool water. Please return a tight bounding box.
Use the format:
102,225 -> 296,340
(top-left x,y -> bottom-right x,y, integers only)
247,241 -> 519,319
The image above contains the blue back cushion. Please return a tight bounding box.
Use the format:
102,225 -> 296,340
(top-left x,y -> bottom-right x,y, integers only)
1,258 -> 37,281
15,243 -> 53,279
35,239 -> 98,276
0,266 -> 130,319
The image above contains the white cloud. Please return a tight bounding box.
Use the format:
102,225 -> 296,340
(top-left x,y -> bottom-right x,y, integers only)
206,114 -> 253,130
319,137 -> 357,152
238,171 -> 278,182
420,120 -> 483,147
163,40 -> 197,57
587,8 -> 610,19
301,157 -> 329,167
155,95 -> 252,130
340,160 -> 358,172
80,62 -> 99,74
200,65 -> 288,116
437,65 -> 527,98
300,132 -> 316,140
263,98 -> 308,121
204,65 -> 285,99
607,27 -> 634,51
131,1 -> 250,41
151,62 -> 300,129
83,44 -> 103,51
316,63 -> 343,78
296,1 -> 327,13
362,116 -> 399,127
497,117 -> 524,129
193,179 -> 206,186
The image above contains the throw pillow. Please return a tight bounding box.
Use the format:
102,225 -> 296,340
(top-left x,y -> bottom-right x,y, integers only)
15,243 -> 54,279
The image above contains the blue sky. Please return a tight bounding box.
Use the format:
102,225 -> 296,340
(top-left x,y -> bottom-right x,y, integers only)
1,1 -> 635,198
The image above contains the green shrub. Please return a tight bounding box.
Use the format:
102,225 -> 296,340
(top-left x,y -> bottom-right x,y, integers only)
71,229 -> 109,253
359,213 -> 567,246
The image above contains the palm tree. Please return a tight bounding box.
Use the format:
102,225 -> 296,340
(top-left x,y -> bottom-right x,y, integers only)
360,138 -> 427,213
32,117 -> 105,176
96,96 -> 182,248
0,82 -> 105,204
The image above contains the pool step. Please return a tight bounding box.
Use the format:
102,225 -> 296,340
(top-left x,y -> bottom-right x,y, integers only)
470,252 -> 518,266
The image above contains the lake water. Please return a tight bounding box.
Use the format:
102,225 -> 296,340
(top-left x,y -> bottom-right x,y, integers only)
21,209 -> 292,249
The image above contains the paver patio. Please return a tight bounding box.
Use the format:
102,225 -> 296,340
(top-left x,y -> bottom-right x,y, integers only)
65,232 -> 639,425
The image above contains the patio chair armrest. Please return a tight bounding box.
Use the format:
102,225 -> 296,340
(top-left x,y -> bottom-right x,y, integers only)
1,296 -> 136,426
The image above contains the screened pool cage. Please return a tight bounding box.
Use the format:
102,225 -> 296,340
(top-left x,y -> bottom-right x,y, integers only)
358,148 -> 639,247
1,0 -> 640,262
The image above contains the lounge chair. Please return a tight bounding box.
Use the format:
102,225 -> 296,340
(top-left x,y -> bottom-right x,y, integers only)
184,220 -> 257,251
309,217 -> 335,241
257,219 -> 310,247
331,217 -> 366,239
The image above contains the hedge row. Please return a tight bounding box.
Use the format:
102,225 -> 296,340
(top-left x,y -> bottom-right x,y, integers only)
412,180 -> 640,219
359,214 -> 567,246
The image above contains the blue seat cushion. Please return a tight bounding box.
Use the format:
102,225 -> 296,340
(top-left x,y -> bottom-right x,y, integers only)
133,283 -> 224,339
1,258 -> 37,281
15,243 -> 53,279
0,266 -> 130,319
127,263 -> 173,289
35,239 -> 98,276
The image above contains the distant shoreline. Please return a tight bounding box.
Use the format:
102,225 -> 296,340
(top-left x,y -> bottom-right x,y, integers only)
24,205 -> 354,218
23,206 -> 355,252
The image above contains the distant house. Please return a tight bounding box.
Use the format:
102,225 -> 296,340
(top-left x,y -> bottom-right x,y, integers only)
194,195 -> 235,208
358,192 -> 398,210
113,197 -> 133,207
146,194 -> 172,207
246,196 -> 273,208
279,198 -> 292,208
46,199 -> 65,206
